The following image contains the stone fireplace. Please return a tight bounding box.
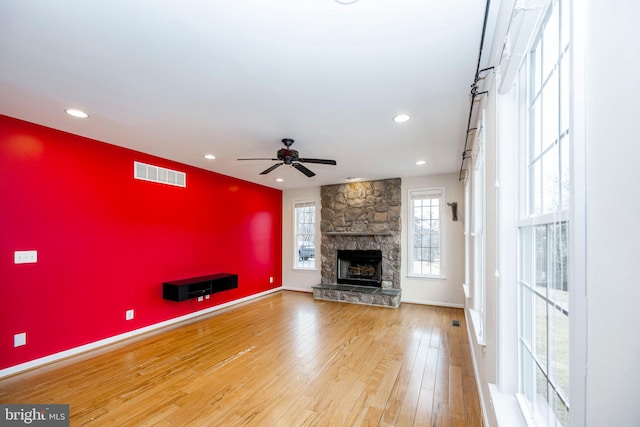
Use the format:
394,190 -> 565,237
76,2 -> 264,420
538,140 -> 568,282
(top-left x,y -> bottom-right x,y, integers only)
312,178 -> 401,307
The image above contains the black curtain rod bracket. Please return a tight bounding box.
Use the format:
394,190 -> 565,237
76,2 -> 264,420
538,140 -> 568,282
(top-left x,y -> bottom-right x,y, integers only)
459,0 -> 493,181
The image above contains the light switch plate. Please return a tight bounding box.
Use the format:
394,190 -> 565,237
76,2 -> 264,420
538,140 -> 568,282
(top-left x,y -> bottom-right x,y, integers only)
14,250 -> 37,264
14,332 -> 26,347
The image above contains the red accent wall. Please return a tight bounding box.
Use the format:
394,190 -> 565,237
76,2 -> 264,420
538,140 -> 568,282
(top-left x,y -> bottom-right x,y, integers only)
0,115 -> 282,370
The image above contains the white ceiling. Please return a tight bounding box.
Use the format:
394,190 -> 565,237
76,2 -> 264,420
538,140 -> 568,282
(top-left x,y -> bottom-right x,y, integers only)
0,0 -> 492,189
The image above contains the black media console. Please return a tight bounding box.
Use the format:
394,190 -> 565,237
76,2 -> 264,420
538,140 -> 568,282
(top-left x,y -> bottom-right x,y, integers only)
162,273 -> 238,302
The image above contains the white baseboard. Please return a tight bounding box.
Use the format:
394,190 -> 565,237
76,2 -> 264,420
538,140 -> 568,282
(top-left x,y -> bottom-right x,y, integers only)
401,298 -> 464,308
281,286 -> 313,293
0,287 -> 282,379
464,307 -> 491,427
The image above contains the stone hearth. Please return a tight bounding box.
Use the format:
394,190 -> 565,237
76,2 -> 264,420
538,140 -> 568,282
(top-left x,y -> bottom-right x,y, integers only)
312,284 -> 401,308
313,178 -> 401,308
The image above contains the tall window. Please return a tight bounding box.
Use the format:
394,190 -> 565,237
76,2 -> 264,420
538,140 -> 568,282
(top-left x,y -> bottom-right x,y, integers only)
471,114 -> 486,343
517,1 -> 570,425
294,200 -> 316,269
409,188 -> 443,277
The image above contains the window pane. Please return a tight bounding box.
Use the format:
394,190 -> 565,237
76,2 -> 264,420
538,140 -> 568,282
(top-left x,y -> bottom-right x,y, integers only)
532,39 -> 543,97
521,285 -> 533,346
542,145 -> 559,214
560,134 -> 570,211
433,198 -> 440,215
550,222 -> 569,308
549,307 -> 570,400
535,293 -> 548,370
554,390 -> 569,427
542,73 -> 559,151
520,342 -> 535,403
560,0 -> 570,51
535,364 -> 550,421
531,97 -> 542,160
520,227 -> 533,286
530,161 -> 542,216
560,53 -> 570,135
542,4 -> 559,80
535,225 -> 548,290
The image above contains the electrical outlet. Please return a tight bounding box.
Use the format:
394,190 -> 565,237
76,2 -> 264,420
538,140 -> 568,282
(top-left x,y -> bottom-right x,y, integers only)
14,332 -> 26,347
14,250 -> 37,264
197,296 -> 203,302
269,276 -> 274,284
205,295 -> 210,300
125,309 -> 134,320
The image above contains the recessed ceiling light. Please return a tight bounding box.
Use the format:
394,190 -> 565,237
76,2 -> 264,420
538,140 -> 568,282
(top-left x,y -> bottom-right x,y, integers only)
65,108 -> 89,118
275,178 -> 284,183
204,154 -> 216,160
393,114 -> 410,123
346,177 -> 359,182
335,0 -> 359,4
416,160 -> 426,165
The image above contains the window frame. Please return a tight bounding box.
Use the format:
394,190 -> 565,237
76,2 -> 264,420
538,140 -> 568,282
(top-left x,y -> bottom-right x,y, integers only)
293,199 -> 317,271
514,1 -> 573,425
470,110 -> 487,346
407,187 -> 445,279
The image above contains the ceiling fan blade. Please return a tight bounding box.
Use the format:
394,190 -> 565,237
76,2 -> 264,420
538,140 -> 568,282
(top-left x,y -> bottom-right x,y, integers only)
297,158 -> 337,165
260,163 -> 283,175
238,158 -> 279,161
292,162 -> 316,177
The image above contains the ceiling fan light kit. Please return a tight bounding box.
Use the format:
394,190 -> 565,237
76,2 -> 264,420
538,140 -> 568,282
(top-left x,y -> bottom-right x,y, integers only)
237,138 -> 337,178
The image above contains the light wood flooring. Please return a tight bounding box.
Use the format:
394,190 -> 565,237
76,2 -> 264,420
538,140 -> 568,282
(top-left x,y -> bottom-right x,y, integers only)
0,291 -> 483,426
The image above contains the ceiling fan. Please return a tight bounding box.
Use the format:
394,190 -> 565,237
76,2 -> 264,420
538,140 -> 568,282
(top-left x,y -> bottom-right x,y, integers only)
238,138 -> 337,177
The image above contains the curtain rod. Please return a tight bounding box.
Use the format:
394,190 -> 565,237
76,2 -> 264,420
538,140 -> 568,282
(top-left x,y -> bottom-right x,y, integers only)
458,0 -> 494,182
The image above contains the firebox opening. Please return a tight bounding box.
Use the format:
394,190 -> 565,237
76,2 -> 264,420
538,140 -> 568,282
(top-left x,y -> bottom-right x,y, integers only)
337,249 -> 382,287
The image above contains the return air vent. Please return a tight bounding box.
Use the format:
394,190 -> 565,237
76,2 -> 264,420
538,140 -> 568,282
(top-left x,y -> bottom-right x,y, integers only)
134,161 -> 186,187
452,320 -> 461,327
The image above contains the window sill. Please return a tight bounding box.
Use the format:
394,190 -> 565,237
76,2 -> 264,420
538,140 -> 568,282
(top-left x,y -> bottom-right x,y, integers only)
407,274 -> 447,280
489,384 -> 527,427
468,308 -> 486,347
292,267 -> 318,272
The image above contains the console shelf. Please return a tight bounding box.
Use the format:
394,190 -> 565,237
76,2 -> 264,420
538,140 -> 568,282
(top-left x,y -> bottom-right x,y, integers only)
162,273 -> 238,302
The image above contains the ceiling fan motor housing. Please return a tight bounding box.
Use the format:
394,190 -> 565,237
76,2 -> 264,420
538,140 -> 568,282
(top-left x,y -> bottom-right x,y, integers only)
278,148 -> 298,164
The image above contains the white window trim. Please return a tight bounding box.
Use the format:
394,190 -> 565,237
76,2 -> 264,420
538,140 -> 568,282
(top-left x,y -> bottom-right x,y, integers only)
407,187 -> 446,279
473,111 -> 486,332
292,199 -> 318,271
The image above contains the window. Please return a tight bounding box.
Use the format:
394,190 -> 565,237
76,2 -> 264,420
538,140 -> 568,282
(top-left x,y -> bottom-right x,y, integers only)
471,112 -> 486,344
517,1 -> 571,425
294,200 -> 316,269
408,188 -> 443,277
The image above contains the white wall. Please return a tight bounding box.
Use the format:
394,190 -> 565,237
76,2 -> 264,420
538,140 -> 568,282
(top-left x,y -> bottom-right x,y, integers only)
584,0 -> 640,424
281,186 -> 321,292
400,174 -> 465,307
471,81 -> 501,427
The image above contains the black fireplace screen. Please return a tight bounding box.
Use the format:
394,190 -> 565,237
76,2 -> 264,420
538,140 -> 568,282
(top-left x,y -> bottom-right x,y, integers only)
336,249 -> 382,287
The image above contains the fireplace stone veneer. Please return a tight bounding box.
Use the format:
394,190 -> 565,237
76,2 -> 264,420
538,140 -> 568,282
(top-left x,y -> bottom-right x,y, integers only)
313,178 -> 401,308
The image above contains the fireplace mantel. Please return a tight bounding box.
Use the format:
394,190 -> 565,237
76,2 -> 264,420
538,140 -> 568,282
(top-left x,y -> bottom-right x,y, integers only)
323,231 -> 393,236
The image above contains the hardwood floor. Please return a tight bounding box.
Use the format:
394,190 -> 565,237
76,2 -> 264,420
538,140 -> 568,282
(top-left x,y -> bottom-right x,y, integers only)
0,291 -> 483,426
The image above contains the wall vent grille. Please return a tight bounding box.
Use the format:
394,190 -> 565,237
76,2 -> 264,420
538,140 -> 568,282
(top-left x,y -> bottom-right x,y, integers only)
134,161 -> 186,187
